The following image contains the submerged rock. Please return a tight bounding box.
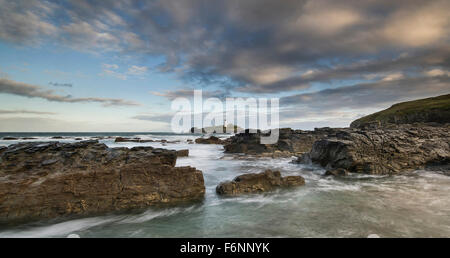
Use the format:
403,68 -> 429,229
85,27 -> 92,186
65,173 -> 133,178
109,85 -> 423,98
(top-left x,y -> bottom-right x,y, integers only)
216,170 -> 305,196
0,141 -> 205,224
324,168 -> 349,177
297,124 -> 450,174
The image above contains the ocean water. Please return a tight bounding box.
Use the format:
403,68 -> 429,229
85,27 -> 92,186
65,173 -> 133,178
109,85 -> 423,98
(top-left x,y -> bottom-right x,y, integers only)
0,133 -> 449,238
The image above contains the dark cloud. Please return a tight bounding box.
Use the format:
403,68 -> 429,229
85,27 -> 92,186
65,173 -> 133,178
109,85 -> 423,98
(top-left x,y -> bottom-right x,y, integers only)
0,109 -> 57,115
49,82 -> 73,87
151,88 -> 229,100
0,78 -> 140,107
281,75 -> 450,110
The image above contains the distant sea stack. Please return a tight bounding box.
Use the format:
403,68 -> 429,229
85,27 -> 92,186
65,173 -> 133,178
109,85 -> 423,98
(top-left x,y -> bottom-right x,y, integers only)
351,94 -> 450,128
0,141 -> 205,224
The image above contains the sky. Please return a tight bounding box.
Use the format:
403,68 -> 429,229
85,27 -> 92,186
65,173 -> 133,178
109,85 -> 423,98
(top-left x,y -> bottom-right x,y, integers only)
0,0 -> 449,132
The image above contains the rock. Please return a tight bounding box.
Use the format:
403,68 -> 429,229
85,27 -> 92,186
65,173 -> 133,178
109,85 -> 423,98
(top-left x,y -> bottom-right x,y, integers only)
22,138 -> 37,140
324,168 -> 349,177
75,138 -> 83,141
297,124 -> 450,174
195,136 -> 224,144
114,137 -> 140,143
216,170 -> 305,196
224,128 -> 343,157
176,149 -> 189,157
0,141 -> 205,224
51,136 -> 64,139
2,137 -> 19,140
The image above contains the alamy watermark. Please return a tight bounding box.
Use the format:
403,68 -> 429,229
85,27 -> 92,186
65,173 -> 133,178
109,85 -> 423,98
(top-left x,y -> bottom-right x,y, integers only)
171,90 -> 279,144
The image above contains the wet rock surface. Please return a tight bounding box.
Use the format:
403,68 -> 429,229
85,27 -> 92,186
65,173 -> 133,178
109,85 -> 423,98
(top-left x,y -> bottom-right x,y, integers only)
216,170 -> 305,196
224,128 -> 342,157
0,141 -> 205,224
324,168 -> 349,177
297,124 -> 450,174
176,149 -> 189,157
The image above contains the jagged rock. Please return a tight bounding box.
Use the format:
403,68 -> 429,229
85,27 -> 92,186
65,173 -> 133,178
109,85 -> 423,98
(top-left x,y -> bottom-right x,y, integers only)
0,141 -> 205,224
51,136 -> 64,139
216,170 -> 305,196
195,136 -> 225,144
224,128 -> 343,157
176,149 -> 189,157
324,168 -> 349,176
297,124 -> 450,174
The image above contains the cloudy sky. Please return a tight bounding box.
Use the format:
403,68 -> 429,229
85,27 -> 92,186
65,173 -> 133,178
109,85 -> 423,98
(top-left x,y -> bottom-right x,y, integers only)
0,0 -> 449,132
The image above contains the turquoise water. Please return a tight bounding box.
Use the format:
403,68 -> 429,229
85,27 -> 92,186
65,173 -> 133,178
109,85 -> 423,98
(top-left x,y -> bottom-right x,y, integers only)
0,133 -> 449,238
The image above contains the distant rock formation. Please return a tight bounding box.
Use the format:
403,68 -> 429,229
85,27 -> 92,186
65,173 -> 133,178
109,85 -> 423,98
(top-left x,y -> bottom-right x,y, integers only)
351,94 -> 450,128
224,128 -> 340,157
195,136 -> 226,144
0,141 -> 205,224
296,124 -> 450,174
190,124 -> 243,134
216,170 -> 305,196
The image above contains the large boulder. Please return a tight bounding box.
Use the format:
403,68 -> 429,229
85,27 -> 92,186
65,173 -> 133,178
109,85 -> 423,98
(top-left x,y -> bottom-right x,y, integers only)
297,124 -> 450,174
0,141 -> 205,224
216,170 -> 305,196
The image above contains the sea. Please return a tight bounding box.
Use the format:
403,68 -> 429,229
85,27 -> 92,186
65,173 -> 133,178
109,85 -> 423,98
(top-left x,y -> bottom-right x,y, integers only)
0,132 -> 449,238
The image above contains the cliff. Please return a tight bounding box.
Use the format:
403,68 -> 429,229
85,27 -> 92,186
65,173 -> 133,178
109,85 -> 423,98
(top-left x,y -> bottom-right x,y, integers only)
350,94 -> 450,128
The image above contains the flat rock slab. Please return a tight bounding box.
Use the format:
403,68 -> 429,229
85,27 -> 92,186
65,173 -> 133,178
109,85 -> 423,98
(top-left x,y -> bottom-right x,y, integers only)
0,141 -> 205,224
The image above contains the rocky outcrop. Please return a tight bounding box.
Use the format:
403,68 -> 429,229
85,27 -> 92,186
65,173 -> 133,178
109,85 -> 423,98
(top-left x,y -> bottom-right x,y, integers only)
0,141 -> 205,224
216,170 -> 305,196
224,128 -> 341,157
114,137 -> 154,143
297,124 -> 450,174
2,137 -> 19,141
195,136 -> 225,144
114,137 -> 180,144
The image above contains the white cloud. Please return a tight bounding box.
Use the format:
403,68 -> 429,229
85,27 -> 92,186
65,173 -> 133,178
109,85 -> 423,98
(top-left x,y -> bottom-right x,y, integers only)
102,63 -> 119,70
127,65 -> 148,76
